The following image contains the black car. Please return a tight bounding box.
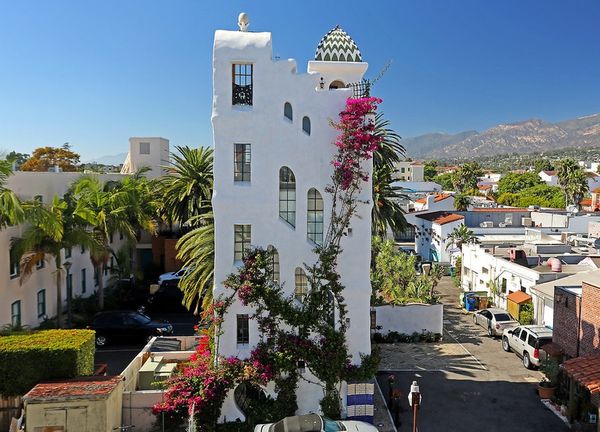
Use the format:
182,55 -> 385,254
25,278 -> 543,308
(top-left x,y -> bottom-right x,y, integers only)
140,283 -> 189,314
90,310 -> 173,347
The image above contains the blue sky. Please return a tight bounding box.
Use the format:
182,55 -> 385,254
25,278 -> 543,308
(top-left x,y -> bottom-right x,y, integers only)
1,0 -> 599,161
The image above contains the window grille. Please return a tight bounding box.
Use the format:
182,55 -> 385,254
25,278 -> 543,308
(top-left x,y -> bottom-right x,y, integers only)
232,64 -> 253,105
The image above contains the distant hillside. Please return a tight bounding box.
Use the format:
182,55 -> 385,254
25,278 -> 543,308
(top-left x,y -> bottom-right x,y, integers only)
403,114 -> 600,160
85,152 -> 127,166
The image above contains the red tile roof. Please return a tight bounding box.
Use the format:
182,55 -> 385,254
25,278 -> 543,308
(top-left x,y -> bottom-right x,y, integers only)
562,356 -> 600,394
415,193 -> 452,204
473,207 -> 530,212
506,291 -> 532,304
432,213 -> 464,225
580,198 -> 593,207
24,376 -> 122,401
478,185 -> 493,190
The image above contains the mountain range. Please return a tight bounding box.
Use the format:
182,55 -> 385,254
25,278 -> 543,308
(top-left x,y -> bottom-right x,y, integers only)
402,113 -> 600,160
84,152 -> 128,165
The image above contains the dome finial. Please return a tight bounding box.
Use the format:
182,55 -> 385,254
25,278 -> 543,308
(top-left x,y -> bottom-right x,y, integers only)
314,26 -> 362,62
238,12 -> 249,32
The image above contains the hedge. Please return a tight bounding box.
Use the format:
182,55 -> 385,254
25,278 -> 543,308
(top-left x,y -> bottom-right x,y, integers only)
0,329 -> 95,396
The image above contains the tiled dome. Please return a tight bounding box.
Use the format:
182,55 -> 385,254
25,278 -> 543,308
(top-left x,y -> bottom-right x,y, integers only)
314,26 -> 362,62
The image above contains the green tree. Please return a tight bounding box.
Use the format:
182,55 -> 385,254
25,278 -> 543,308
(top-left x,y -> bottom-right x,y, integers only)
20,144 -> 80,172
496,184 -> 565,208
556,158 -> 588,208
0,159 -> 24,228
157,146 -> 213,226
423,160 -> 438,181
453,193 -> 470,211
5,151 -> 29,169
12,196 -> 100,327
73,173 -> 158,309
498,172 -> 543,194
452,162 -> 483,193
446,224 -> 478,251
533,159 -> 554,174
433,172 -> 454,190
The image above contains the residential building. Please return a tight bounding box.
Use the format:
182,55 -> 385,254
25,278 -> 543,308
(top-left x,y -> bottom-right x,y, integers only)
211,20 -> 372,419
538,170 -> 558,186
413,193 -> 454,212
394,161 -> 424,182
120,137 -> 169,179
1,138 -> 166,328
410,211 -> 465,263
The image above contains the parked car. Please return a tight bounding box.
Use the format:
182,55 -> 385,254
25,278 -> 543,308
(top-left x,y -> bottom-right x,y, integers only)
90,310 -> 173,347
472,308 -> 519,337
502,325 -> 553,369
255,414 -> 378,432
158,267 -> 191,285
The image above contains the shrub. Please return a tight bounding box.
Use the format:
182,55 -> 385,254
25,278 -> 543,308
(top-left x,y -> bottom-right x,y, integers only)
0,329 -> 95,396
519,303 -> 534,325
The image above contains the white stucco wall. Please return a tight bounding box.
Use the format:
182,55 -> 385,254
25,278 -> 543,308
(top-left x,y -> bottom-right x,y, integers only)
211,28 -> 372,418
373,304 -> 443,335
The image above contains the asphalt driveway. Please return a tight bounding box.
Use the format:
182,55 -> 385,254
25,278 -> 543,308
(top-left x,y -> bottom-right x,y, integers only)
375,277 -> 568,432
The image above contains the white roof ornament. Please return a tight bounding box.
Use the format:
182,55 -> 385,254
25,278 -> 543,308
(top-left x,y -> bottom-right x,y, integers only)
238,12 -> 249,32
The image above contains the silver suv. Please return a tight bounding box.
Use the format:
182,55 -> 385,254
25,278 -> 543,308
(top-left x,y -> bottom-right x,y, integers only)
502,325 -> 553,369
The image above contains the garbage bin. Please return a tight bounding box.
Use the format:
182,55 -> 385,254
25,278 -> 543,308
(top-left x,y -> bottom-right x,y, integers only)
465,293 -> 477,312
450,267 -> 456,277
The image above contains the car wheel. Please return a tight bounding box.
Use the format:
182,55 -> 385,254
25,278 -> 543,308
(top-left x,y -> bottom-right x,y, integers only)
95,335 -> 107,347
487,326 -> 494,337
502,337 -> 511,352
523,352 -> 532,369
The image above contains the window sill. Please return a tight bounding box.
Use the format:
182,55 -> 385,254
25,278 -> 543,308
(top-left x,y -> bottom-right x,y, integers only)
232,105 -> 253,112
10,274 -> 19,280
236,343 -> 250,348
233,181 -> 252,186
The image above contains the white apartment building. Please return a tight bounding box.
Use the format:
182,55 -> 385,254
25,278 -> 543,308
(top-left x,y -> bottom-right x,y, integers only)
1,139 -> 167,328
211,20 -> 372,419
394,161 -> 424,182
407,211 -> 465,263
121,137 -> 169,179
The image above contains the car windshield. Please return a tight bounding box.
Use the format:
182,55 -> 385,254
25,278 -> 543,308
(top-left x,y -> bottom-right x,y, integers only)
323,418 -> 345,432
494,313 -> 514,322
131,313 -> 151,324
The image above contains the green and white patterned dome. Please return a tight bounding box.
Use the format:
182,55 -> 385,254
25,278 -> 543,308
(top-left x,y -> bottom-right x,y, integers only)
314,26 -> 362,62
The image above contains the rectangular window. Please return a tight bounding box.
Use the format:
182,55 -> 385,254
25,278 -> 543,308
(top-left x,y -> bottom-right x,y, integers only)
139,142 -> 150,155
37,290 -> 46,318
236,314 -> 249,344
11,301 -> 21,327
234,225 -> 251,261
501,278 -> 507,294
81,268 -> 87,294
234,144 -> 251,182
401,167 -> 405,173
64,247 -> 72,259
9,253 -> 19,278
232,63 -> 253,106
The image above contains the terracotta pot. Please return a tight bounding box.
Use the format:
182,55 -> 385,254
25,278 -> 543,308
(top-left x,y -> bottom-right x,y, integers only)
538,382 -> 556,399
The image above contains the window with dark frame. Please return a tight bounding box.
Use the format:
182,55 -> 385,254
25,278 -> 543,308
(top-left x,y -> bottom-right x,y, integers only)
279,167 -> 296,227
139,142 -> 150,154
302,116 -> 311,135
65,247 -> 72,259
234,144 -> 251,182
9,252 -> 19,278
294,267 -> 308,302
234,224 -> 251,261
37,290 -> 46,318
11,300 -> 21,327
307,188 -> 324,245
237,314 -> 250,344
267,245 -> 280,283
81,268 -> 87,293
284,102 -> 293,121
232,64 -> 253,106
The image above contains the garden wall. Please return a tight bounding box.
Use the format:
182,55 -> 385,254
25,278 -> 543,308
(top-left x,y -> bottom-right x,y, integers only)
373,303 -> 443,335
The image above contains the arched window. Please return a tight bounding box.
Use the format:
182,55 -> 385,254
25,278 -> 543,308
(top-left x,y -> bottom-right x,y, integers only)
302,116 -> 311,135
279,167 -> 296,227
294,267 -> 308,302
284,102 -> 293,121
307,188 -> 324,245
267,245 -> 280,283
329,80 -> 345,90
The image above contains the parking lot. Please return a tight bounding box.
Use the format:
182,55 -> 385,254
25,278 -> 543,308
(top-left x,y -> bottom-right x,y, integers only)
376,277 -> 568,432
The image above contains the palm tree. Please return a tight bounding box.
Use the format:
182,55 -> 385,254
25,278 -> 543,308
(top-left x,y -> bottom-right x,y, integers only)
72,173 -> 158,309
371,113 -> 406,237
372,164 -> 406,237
452,162 -> 483,193
158,146 -> 213,226
0,159 -> 24,228
556,158 -> 587,208
11,196 -> 99,327
445,224 -> 479,252
176,211 -> 214,313
453,193 -> 471,211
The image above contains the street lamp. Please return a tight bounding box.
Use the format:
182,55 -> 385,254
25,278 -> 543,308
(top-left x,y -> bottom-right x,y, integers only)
408,380 -> 422,432
63,261 -> 72,328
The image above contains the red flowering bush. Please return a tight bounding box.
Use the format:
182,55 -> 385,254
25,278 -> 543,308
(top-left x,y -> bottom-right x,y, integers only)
332,97 -> 383,190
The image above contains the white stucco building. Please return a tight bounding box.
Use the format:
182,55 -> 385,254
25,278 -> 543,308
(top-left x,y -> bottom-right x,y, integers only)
121,137 -> 169,179
394,161 -> 424,182
1,138 -> 167,328
211,19 -> 373,419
